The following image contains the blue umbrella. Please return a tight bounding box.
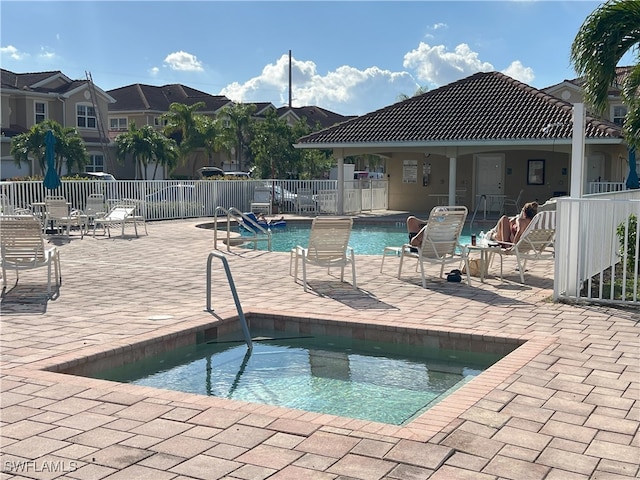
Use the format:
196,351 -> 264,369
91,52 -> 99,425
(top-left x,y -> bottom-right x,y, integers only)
626,147 -> 639,190
43,130 -> 61,190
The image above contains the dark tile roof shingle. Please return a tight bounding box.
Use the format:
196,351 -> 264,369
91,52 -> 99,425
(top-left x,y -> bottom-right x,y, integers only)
297,72 -> 623,145
1,69 -> 87,95
107,83 -> 232,113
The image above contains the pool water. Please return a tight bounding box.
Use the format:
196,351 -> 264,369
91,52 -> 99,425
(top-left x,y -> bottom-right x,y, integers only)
240,223 -> 473,255
92,331 -> 501,425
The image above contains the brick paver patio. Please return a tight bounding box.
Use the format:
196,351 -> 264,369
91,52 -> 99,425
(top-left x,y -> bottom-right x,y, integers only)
1,216 -> 638,479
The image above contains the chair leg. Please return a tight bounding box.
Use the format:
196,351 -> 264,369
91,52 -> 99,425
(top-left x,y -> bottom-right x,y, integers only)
398,253 -> 405,279
516,256 -> 526,283
301,258 -> 308,292
419,259 -> 426,288
47,259 -> 52,295
351,253 -> 357,289
463,257 -> 472,285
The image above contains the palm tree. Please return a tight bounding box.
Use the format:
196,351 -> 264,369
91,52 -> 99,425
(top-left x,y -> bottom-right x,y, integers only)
221,103 -> 256,172
396,85 -> 429,102
162,102 -> 206,177
10,119 -> 88,175
150,134 -> 179,180
115,123 -> 176,180
196,115 -> 226,170
570,0 -> 640,149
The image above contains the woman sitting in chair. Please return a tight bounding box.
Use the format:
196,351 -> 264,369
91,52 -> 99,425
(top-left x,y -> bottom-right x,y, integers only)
406,207 -> 449,247
490,201 -> 538,247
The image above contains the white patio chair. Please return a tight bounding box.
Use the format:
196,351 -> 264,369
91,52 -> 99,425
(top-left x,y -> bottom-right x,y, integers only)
397,206 -> 471,287
0,193 -> 32,215
44,196 -> 87,238
297,188 -> 317,214
499,211 -> 556,284
291,216 -> 356,292
84,193 -> 106,226
1,214 -> 61,296
251,187 -> 272,215
502,189 -> 524,215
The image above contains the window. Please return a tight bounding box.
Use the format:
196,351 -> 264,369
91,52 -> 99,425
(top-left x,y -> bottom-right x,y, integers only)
77,104 -> 97,129
109,117 -> 127,131
85,153 -> 105,173
35,102 -> 47,124
612,105 -> 627,126
154,116 -> 168,127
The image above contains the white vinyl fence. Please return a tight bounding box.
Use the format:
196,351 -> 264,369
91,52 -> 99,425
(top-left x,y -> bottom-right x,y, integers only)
0,179 -> 389,221
555,193 -> 640,306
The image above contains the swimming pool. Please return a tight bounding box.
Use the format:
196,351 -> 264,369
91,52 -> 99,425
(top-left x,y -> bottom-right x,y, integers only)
240,223 -> 473,255
91,329 -> 501,425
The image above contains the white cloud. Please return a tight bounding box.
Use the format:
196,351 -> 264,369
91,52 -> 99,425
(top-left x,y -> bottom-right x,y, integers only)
220,54 -> 417,115
149,66 -> 159,76
163,51 -> 203,72
403,42 -> 494,86
432,23 -> 447,30
502,60 -> 535,84
38,47 -> 55,60
1,45 -> 26,60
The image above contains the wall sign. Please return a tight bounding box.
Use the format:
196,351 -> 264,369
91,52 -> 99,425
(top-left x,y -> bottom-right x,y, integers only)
403,160 -> 418,183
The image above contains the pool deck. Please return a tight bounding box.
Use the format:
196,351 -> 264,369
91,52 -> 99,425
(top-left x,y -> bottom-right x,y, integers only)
1,213 -> 638,480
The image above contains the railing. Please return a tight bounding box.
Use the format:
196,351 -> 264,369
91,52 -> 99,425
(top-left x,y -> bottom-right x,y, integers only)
555,192 -> 640,306
212,207 -> 271,252
205,251 -> 252,350
0,179 -> 389,220
588,181 -> 626,194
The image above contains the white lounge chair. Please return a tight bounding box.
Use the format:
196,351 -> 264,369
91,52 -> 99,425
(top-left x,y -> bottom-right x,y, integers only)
499,210 -> 556,284
0,214 -> 61,296
397,206 -> 471,287
93,205 -> 139,238
291,216 -> 357,292
251,187 -> 272,215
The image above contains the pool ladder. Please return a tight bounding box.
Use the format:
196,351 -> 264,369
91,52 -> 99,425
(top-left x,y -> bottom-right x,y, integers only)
206,251 -> 253,350
212,206 -> 271,252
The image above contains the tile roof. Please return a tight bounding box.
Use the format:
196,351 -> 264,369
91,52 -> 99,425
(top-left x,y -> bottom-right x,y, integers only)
1,69 -> 82,94
296,71 -> 623,146
277,105 -> 355,130
107,83 -> 232,113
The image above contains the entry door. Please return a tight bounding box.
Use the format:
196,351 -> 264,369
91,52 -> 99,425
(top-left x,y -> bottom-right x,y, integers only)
585,153 -> 604,193
475,154 -> 505,212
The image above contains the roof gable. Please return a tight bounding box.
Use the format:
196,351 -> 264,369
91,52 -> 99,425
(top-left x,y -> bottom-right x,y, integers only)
297,71 -> 622,146
277,105 -> 354,130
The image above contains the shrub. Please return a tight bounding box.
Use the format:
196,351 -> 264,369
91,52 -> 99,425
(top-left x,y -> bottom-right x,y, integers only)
616,214 -> 637,274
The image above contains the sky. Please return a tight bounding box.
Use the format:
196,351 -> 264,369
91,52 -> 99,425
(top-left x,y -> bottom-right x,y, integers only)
0,1 -> 631,116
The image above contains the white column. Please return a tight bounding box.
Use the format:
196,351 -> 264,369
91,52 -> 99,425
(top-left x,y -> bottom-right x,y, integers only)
565,103 -> 586,297
448,156 -> 457,205
336,150 -> 344,215
570,103 -> 586,198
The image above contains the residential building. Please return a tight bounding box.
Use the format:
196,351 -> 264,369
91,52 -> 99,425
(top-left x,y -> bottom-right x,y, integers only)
0,69 -> 115,180
295,71 -> 628,213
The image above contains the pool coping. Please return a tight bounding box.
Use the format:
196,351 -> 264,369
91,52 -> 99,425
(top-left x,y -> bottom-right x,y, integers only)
29,311 -> 557,442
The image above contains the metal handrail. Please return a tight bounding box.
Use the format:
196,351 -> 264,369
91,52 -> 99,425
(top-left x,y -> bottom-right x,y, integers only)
205,251 -> 252,350
212,207 -> 272,251
469,194 -> 486,231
